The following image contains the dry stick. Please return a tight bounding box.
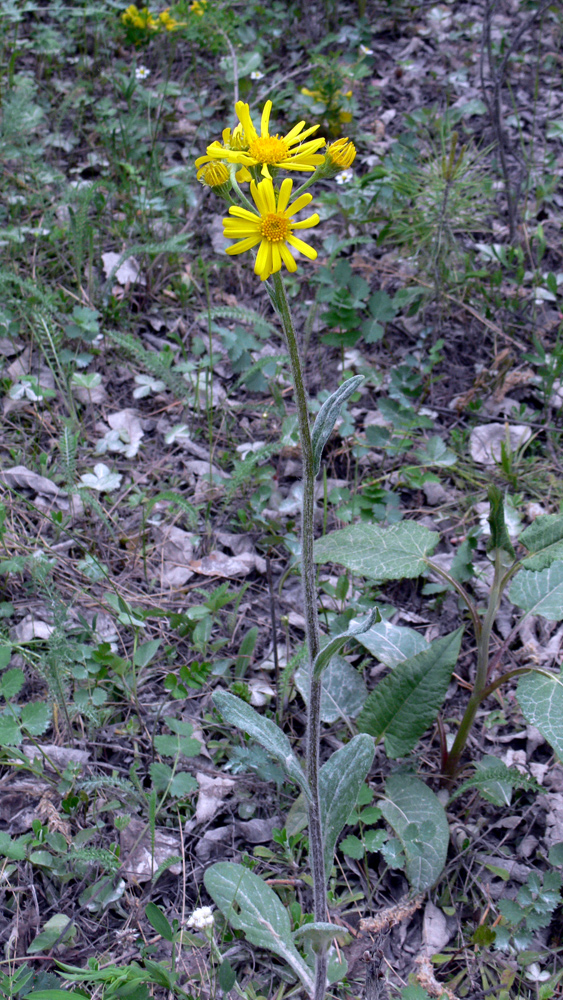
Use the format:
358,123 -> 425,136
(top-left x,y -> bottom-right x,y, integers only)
272,272 -> 328,1000
482,0 -> 562,242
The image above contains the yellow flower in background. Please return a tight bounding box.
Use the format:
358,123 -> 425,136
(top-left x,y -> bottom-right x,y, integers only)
206,100 -> 325,179
121,4 -> 158,30
158,8 -> 186,29
325,138 -> 356,169
190,0 -> 207,14
223,177 -> 319,281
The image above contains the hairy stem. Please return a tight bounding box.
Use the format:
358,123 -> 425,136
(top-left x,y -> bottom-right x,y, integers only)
272,272 -> 326,1000
444,548 -> 505,780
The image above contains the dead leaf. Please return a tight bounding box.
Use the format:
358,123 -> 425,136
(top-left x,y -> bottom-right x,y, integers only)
188,550 -> 266,578
120,816 -> 182,882
21,744 -> 90,771
0,465 -> 61,497
469,423 -> 532,465
235,816 -> 281,843
422,902 -> 453,956
194,772 -> 235,825
248,676 -> 276,706
155,525 -> 196,587
101,251 -> 145,286
12,616 -> 55,642
106,408 -> 144,458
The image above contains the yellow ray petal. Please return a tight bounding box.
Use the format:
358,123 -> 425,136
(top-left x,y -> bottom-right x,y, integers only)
279,243 -> 298,272
277,177 -> 294,214
226,235 -> 262,255
260,100 -> 272,137
287,192 -> 313,216
292,213 -> 320,230
287,234 -> 317,259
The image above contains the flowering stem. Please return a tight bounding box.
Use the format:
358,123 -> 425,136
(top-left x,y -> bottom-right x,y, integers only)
272,271 -> 327,1000
230,169 -> 256,214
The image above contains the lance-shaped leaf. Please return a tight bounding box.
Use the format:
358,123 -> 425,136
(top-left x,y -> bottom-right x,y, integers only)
353,619 -> 427,668
319,734 -> 375,875
380,774 -> 449,892
486,485 -> 515,558
311,376 -> 364,476
314,522 -> 439,582
293,922 -> 350,948
516,669 -> 563,760
213,691 -> 310,800
295,654 -> 367,723
205,862 -> 313,992
357,629 -> 463,757
313,609 -> 381,678
509,561 -> 563,621
520,514 -> 563,570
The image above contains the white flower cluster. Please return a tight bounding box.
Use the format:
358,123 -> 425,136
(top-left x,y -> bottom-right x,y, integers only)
186,906 -> 214,930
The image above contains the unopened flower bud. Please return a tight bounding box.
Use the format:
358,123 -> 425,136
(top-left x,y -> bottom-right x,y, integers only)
196,160 -> 232,196
326,138 -> 356,170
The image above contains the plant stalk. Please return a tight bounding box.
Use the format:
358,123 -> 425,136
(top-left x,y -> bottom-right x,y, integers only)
444,548 -> 505,780
272,272 -> 327,1000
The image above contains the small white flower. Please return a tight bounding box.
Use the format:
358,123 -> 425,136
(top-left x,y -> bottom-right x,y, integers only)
335,169 -> 354,184
250,70 -> 264,80
187,906 -> 214,930
359,44 -> 374,55
135,66 -> 151,81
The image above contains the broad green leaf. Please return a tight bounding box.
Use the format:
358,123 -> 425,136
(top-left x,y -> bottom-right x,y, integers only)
380,774 -> 449,891
0,830 -> 27,860
416,436 -> 457,467
1,667 -> 24,699
357,629 -> 463,757
517,669 -> 563,759
520,514 -> 563,570
213,691 -> 310,800
133,639 -> 161,668
27,914 -> 75,954
20,702 -> 51,736
339,835 -> 364,859
314,522 -> 438,581
0,644 -> 12,669
319,733 -> 375,875
295,654 -> 368,723
23,993 -> 87,1000
509,562 -> 563,621
293,922 -> 350,947
154,718 -> 201,758
0,715 -> 22,745
353,620 -> 427,668
312,608 -> 380,678
311,376 -> 364,475
204,862 -> 313,991
145,902 -> 174,942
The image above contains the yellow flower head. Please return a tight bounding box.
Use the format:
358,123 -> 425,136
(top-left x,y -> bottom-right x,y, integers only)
121,4 -> 158,30
158,8 -> 186,29
196,125 -> 252,183
197,160 -> 230,189
326,138 -> 356,170
223,177 -> 319,282
206,100 -> 325,179
190,0 -> 207,14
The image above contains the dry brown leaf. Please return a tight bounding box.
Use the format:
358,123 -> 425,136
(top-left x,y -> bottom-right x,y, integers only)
188,550 -> 266,578
194,772 -> 235,825
120,816 -> 182,882
101,251 -> 145,286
